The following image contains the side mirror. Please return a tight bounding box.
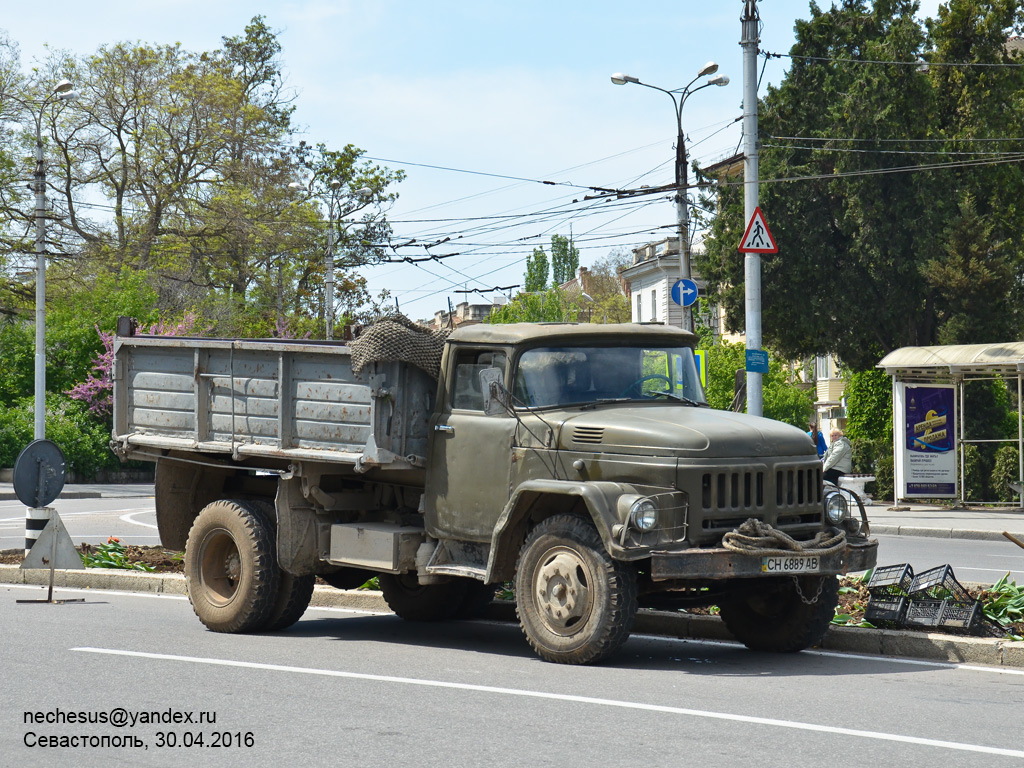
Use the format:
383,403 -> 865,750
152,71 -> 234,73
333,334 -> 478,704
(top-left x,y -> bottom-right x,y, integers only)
479,368 -> 509,416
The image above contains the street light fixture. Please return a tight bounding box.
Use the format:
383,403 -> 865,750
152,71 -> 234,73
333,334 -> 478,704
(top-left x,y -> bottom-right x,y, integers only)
1,79 -> 78,440
610,64 -> 729,332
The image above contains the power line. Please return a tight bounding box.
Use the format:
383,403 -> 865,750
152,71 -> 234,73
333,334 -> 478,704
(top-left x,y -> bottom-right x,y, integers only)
762,49 -> 1024,68
361,155 -> 623,194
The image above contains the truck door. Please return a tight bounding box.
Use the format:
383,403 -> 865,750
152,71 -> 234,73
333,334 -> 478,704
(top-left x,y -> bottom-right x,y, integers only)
424,347 -> 515,542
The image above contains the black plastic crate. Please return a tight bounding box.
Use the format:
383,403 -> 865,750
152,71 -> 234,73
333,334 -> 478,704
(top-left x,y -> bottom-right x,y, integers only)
864,595 -> 909,626
867,564 -> 914,596
904,599 -> 944,627
938,601 -> 984,630
908,565 -> 972,602
905,598 -> 984,630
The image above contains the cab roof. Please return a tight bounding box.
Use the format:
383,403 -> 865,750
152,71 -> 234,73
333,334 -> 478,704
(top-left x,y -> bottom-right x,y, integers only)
447,322 -> 697,346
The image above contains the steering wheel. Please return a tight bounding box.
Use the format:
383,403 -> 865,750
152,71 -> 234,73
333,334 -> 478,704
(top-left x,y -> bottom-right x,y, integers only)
619,374 -> 672,398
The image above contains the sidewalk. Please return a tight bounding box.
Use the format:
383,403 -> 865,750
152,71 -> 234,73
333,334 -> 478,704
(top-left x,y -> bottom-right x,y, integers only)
0,482 -> 154,502
864,500 -> 1024,542
3,482 -> 1024,543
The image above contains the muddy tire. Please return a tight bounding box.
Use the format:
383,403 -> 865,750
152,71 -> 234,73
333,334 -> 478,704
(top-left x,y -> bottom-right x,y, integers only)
249,501 -> 314,632
514,515 -> 637,665
718,575 -> 839,653
184,499 -> 280,633
378,572 -> 467,621
264,571 -> 315,631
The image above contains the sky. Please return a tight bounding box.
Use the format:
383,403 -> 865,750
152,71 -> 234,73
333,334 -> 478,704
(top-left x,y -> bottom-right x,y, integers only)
1,0 -> 944,322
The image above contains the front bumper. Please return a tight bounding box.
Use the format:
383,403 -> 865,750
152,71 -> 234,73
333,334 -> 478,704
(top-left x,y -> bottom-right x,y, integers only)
649,538 -> 878,581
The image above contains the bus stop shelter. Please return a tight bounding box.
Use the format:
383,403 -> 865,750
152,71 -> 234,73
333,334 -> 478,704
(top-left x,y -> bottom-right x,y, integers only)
878,341 -> 1024,506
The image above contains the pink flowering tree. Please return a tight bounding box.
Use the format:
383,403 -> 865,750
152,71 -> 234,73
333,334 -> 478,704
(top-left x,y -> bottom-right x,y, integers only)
66,312 -> 209,418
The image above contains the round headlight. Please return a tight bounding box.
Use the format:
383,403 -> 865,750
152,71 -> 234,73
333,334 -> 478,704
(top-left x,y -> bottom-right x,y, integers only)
825,492 -> 849,525
629,498 -> 658,531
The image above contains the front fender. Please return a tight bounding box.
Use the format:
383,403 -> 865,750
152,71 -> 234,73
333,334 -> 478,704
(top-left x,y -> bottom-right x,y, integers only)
485,479 -> 637,582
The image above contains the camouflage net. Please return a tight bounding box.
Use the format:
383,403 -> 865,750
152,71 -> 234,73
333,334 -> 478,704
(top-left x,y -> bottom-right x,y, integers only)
349,314 -> 451,380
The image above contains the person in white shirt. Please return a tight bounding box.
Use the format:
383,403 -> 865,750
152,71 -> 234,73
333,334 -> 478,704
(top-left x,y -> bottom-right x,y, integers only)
823,429 -> 853,484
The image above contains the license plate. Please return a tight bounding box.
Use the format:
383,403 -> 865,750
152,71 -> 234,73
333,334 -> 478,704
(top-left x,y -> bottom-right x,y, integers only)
761,555 -> 820,574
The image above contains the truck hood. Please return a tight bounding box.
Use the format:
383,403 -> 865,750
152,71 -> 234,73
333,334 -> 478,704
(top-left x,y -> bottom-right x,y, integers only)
556,405 -> 815,459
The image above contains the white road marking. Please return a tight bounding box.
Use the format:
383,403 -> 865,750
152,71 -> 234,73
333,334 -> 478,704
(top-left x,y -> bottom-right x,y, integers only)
119,511 -> 158,530
72,646 -> 1024,759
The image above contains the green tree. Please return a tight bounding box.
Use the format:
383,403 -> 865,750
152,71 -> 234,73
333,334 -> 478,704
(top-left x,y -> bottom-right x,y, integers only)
702,341 -> 814,427
524,246 -> 549,292
0,18 -> 403,339
695,0 -> 1024,372
586,249 -> 631,323
487,288 -> 572,323
551,234 -> 580,286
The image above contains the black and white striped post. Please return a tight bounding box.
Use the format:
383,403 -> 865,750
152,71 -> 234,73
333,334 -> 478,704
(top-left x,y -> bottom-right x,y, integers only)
25,507 -> 52,555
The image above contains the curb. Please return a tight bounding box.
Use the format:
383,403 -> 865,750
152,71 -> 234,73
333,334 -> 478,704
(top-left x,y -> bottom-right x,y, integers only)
870,524 -> 1015,542
0,492 -> 104,502
3,565 -> 1021,668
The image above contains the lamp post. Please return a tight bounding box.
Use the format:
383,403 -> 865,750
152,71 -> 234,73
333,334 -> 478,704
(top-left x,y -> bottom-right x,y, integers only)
2,79 -> 76,556
611,64 -> 728,333
2,79 -> 77,440
289,181 -> 373,339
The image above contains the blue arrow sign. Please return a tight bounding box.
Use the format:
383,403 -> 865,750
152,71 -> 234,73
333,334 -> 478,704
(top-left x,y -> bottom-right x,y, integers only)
671,278 -> 699,307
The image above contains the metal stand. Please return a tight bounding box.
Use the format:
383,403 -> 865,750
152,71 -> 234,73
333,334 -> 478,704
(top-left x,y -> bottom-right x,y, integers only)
17,511 -> 85,605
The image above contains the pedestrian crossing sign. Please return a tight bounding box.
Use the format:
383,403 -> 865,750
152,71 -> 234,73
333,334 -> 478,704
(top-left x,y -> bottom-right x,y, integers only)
738,207 -> 778,254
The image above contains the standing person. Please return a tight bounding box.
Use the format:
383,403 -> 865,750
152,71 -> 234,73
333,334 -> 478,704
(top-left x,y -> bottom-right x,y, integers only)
823,428 -> 853,484
807,422 -> 827,459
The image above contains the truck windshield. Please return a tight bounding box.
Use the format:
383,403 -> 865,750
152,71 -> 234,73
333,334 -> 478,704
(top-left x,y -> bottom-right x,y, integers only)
512,344 -> 707,408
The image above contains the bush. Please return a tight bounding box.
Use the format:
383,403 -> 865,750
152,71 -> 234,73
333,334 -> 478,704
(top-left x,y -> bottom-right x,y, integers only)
0,394 -> 119,479
991,445 -> 1021,503
962,443 -> 984,502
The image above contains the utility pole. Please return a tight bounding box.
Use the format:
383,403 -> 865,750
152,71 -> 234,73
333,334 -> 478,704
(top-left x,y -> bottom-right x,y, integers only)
741,0 -> 763,417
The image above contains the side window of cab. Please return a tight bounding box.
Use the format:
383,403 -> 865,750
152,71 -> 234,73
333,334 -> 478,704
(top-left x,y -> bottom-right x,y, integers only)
451,349 -> 508,411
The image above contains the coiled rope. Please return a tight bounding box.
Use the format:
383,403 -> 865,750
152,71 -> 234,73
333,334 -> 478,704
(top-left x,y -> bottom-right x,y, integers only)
722,518 -> 846,557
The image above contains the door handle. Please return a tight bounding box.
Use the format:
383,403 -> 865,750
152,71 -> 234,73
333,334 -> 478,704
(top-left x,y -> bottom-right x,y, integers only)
434,424 -> 454,434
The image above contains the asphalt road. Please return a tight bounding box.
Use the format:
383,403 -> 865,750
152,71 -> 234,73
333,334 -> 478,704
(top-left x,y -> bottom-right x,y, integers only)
0,497 -> 160,550
2,584 -> 1023,768
875,533 -> 1024,584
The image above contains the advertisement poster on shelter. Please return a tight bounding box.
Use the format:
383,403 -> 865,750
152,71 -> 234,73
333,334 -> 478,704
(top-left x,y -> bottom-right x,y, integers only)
895,383 -> 957,498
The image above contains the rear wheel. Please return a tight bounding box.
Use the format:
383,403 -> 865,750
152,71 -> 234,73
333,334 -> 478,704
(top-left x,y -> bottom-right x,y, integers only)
378,572 -> 468,621
514,515 -> 637,665
184,499 -> 279,633
251,501 -> 314,632
718,575 -> 839,652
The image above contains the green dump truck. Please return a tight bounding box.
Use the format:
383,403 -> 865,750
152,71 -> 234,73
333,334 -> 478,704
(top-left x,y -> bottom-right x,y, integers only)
111,318 -> 876,664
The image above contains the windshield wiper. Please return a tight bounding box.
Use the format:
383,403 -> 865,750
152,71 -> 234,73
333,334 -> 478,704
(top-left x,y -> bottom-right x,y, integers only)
650,391 -> 709,407
579,398 -> 631,410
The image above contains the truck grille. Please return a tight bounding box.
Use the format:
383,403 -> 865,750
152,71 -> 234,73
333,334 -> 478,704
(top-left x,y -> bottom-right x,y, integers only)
698,464 -> 823,540
776,465 -> 822,509
701,470 -> 764,512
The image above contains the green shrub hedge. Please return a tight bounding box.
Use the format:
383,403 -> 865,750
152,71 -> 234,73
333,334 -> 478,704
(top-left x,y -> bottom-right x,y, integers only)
0,394 -> 119,479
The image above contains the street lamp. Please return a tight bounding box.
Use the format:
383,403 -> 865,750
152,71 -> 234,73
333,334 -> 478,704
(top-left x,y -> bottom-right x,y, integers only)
290,181 -> 373,339
611,64 -> 729,332
2,79 -> 77,440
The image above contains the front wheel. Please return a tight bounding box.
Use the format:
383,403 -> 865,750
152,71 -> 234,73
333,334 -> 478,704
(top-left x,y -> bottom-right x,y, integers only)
718,575 -> 839,653
184,499 -> 280,633
515,515 -> 637,665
